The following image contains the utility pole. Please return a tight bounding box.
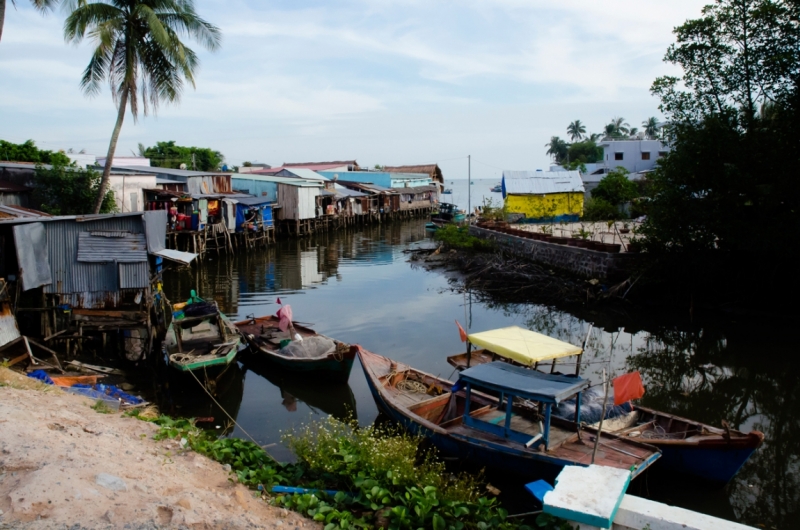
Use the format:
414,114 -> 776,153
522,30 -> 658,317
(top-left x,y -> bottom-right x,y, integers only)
467,155 -> 471,222
192,152 -> 196,171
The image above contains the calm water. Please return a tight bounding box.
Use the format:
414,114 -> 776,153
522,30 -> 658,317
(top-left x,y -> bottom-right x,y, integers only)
161,220 -> 798,529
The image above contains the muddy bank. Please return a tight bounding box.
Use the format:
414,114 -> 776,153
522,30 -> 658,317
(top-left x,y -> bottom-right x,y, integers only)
0,368 -> 317,530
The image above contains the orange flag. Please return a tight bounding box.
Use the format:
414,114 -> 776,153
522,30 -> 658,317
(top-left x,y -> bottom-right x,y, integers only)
455,320 -> 468,342
613,371 -> 645,406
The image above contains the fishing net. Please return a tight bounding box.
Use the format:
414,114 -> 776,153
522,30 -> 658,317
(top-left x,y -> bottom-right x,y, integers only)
279,336 -> 336,359
552,385 -> 633,424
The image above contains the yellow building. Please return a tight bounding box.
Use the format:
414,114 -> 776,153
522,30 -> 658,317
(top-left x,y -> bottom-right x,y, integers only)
502,170 -> 584,222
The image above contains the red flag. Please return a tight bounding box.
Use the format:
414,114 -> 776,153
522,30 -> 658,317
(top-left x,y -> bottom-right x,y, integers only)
276,305 -> 293,332
613,371 -> 645,406
276,297 -> 282,305
455,320 -> 468,342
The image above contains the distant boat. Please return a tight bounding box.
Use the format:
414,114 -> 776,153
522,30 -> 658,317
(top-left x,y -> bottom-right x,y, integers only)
442,188 -> 453,194
165,293 -> 241,374
431,202 -> 465,224
236,315 -> 357,383
490,184 -> 502,193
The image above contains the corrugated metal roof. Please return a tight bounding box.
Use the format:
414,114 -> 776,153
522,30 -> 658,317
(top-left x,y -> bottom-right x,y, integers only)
337,181 -> 396,194
283,168 -> 329,181
502,170 -> 584,196
119,262 -> 149,289
235,196 -> 273,206
154,249 -> 197,265
0,204 -> 51,218
233,174 -> 322,187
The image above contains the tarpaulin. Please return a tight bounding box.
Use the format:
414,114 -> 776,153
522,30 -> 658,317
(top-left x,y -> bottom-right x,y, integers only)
613,371 -> 645,405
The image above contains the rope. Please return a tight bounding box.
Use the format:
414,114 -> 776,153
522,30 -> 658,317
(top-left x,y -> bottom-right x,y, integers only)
186,368 -> 276,461
396,379 -> 428,394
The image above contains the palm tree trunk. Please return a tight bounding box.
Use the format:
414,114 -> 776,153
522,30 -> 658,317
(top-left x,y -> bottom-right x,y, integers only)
0,0 -> 7,43
94,89 -> 128,214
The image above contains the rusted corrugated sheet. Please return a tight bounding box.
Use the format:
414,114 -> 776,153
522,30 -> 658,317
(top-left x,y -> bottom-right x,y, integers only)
54,289 -> 144,310
0,302 -> 21,347
119,262 -> 149,289
43,216 -> 145,296
77,232 -> 148,263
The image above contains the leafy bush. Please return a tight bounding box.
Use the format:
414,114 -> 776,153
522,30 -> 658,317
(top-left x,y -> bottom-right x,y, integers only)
591,168 -> 638,207
434,225 -> 494,251
139,413 -> 574,530
33,162 -> 116,215
583,197 -> 619,221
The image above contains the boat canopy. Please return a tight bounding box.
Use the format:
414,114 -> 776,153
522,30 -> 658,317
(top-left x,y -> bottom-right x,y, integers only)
459,362 -> 589,404
467,326 -> 582,366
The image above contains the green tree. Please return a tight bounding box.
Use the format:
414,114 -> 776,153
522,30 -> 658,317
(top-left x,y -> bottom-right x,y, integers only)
604,117 -> 630,139
642,117 -> 660,139
0,0 -> 57,43
651,0 -> 799,128
140,140 -> 224,171
566,139 -> 603,164
641,0 -> 800,307
65,0 -> 221,213
545,136 -> 569,163
591,168 -> 638,207
566,120 -> 586,141
0,139 -> 70,164
32,162 -> 116,215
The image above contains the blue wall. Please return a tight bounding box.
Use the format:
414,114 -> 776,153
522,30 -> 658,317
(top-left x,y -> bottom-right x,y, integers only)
318,171 -> 391,187
231,177 -> 278,202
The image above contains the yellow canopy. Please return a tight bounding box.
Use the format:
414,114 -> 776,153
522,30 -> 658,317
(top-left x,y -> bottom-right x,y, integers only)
467,326 -> 582,366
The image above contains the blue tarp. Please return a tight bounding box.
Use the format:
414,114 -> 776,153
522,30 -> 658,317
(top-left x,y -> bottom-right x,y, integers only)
458,362 -> 589,403
235,203 -> 273,232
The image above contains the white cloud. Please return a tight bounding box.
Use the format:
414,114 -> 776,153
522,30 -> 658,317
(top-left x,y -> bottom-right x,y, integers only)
0,0 -> 707,172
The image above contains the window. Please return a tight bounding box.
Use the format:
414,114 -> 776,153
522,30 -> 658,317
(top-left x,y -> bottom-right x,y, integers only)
641,152 -> 651,160
614,152 -> 624,161
658,151 -> 668,157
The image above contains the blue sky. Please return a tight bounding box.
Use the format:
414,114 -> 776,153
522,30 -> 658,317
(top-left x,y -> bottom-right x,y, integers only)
0,0 -> 707,179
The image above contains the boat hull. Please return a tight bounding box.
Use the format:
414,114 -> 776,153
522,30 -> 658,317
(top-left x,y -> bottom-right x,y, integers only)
648,437 -> 762,484
168,341 -> 240,372
358,349 -> 659,481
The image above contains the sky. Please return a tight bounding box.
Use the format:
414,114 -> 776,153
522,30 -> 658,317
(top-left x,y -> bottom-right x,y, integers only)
0,0 -> 708,180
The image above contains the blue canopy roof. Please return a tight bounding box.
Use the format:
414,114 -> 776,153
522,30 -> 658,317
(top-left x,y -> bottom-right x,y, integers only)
459,362 -> 588,403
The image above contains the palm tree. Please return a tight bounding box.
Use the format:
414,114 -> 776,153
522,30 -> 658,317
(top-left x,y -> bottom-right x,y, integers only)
642,117 -> 659,139
610,116 -> 630,135
566,120 -> 586,142
587,132 -> 602,143
628,127 -> 639,138
65,0 -> 221,213
545,136 -> 568,163
0,0 -> 58,42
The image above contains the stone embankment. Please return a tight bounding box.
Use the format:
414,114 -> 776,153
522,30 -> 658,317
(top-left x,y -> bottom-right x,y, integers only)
0,368 -> 316,530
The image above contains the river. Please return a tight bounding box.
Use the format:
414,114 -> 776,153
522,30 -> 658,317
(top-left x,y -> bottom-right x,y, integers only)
161,219 -> 797,529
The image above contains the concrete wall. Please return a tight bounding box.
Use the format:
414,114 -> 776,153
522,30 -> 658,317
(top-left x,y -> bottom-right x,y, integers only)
505,192 -> 584,221
470,226 -> 637,280
108,174 -> 156,212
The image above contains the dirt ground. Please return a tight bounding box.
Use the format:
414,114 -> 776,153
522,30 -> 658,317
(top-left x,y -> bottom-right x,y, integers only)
0,368 -> 318,530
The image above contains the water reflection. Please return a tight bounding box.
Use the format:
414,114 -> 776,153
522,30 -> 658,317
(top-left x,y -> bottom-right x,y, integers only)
244,363 -> 357,421
160,220 -> 795,529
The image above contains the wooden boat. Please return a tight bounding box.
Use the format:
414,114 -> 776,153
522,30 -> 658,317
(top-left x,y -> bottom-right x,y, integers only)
235,315 -> 357,383
431,202 -> 465,224
358,347 -> 660,481
165,298 -> 241,373
490,184 -> 502,193
447,325 -> 764,484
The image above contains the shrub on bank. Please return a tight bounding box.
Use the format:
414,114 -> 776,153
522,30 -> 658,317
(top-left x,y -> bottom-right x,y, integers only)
131,412 -> 573,530
434,225 -> 495,251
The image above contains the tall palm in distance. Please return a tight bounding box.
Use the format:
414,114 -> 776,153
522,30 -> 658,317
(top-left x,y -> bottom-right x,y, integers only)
566,120 -> 586,141
642,117 -> 659,139
65,0 -> 221,213
0,0 -> 58,42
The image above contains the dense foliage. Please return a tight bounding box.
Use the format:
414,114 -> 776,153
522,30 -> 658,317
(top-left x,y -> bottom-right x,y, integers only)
140,140 -> 225,171
32,163 -> 116,215
0,139 -> 70,165
639,0 -> 800,307
136,413 -> 573,530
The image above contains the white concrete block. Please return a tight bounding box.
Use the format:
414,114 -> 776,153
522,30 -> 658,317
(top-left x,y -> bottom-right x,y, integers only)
544,465 -> 631,529
613,495 -> 756,530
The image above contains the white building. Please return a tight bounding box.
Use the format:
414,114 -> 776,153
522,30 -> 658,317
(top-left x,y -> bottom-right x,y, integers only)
600,139 -> 669,175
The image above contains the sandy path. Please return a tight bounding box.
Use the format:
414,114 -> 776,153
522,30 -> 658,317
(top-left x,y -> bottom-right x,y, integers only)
0,368 -> 318,530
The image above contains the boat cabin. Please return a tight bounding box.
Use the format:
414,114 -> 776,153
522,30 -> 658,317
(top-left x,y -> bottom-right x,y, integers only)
457,362 -> 589,450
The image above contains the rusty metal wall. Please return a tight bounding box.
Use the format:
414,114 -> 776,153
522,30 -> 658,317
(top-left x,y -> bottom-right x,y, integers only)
42,216 -> 147,298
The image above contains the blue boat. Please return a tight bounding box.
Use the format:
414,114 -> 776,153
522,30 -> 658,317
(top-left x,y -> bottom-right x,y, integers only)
358,348 -> 660,481
236,316 -> 356,383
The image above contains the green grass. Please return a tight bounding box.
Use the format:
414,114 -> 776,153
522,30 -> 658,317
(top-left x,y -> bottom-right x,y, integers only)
434,225 -> 495,251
